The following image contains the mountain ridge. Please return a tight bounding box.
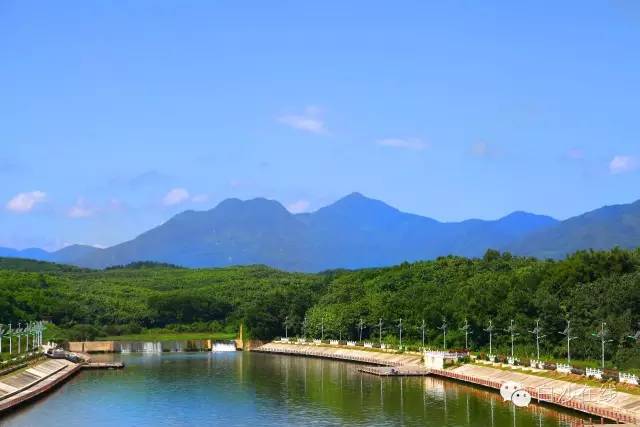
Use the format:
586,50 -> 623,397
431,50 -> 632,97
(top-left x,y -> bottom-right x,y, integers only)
3,193 -> 640,271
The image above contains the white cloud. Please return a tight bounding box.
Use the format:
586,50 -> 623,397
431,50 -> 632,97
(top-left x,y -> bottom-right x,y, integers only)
287,200 -> 311,214
191,194 -> 209,203
278,106 -> 327,134
609,155 -> 637,174
6,191 -> 46,213
68,198 -> 95,218
162,188 -> 190,206
377,138 -> 428,151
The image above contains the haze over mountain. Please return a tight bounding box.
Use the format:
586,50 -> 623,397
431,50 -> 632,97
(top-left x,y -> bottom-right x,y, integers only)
3,192 -> 640,271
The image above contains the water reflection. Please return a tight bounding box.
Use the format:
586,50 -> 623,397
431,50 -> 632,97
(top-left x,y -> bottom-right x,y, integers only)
3,352 -> 589,426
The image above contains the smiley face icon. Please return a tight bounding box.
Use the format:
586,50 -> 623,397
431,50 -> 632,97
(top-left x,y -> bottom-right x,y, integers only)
511,389 -> 532,407
500,381 -> 522,401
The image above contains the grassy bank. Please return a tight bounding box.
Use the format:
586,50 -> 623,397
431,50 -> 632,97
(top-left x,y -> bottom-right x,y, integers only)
98,331 -> 236,341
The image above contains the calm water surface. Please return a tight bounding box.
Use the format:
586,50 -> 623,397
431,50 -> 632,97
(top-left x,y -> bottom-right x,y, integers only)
2,352 -> 588,426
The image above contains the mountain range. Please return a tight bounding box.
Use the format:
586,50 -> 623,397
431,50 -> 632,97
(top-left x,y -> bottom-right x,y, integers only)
2,192 -> 640,271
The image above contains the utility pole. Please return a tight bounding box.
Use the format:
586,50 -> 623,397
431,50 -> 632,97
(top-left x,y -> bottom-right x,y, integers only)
460,318 -> 472,350
284,316 -> 289,339
559,319 -> 578,364
439,318 -> 448,350
302,316 -> 307,339
378,318 -> 383,345
592,322 -> 613,369
398,319 -> 403,348
484,320 -> 495,355
506,319 -> 519,358
529,319 -> 546,360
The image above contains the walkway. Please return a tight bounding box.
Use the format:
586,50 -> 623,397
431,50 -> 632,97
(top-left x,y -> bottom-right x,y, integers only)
254,342 -> 422,366
432,364 -> 640,425
0,359 -> 80,413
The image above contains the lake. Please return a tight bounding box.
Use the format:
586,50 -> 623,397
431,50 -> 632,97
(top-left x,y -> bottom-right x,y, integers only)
2,352 -> 588,426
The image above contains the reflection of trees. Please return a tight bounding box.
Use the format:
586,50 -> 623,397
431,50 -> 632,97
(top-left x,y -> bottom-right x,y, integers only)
241,353 -> 588,425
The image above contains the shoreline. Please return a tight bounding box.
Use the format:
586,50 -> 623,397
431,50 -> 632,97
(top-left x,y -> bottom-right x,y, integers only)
256,342 -> 640,425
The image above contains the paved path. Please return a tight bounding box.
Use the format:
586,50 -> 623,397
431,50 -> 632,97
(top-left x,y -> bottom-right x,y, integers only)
255,342 -> 422,367
0,359 -> 80,413
434,364 -> 640,425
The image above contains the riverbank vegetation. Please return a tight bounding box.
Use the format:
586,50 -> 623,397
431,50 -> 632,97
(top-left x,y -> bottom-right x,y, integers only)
0,248 -> 638,370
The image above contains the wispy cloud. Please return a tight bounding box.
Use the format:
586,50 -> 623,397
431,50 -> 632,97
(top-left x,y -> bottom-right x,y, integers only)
471,142 -> 491,157
6,191 -> 46,213
566,148 -> 585,160
68,198 -> 95,218
377,138 -> 428,151
609,155 -> 637,174
162,188 -> 190,206
191,194 -> 209,203
278,106 -> 327,134
287,200 -> 311,214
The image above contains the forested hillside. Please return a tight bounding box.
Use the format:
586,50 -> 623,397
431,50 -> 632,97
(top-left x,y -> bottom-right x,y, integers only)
1,248 -> 639,368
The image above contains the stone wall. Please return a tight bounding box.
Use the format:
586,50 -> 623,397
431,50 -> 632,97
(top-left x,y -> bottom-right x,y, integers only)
68,341 -> 116,353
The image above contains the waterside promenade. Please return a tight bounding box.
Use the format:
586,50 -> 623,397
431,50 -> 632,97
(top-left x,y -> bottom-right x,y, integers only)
438,364 -> 640,425
0,359 -> 81,413
254,342 -> 422,367
256,341 -> 640,425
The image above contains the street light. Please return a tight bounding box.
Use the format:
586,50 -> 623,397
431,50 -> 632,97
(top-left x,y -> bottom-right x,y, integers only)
439,318 -> 448,350
358,318 -> 364,342
284,316 -> 289,339
398,319 -> 403,348
592,322 -> 613,369
460,318 -> 473,350
505,319 -> 519,358
377,318 -> 383,345
558,319 -> 578,364
418,319 -> 427,349
484,320 -> 495,355
528,319 -> 546,360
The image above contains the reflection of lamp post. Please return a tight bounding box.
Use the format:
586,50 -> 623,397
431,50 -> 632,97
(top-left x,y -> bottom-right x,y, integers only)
592,322 -> 613,369
529,319 -> 546,360
558,319 -> 577,364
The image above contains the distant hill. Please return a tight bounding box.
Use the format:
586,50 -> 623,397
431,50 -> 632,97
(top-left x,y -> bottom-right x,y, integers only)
58,192 -> 559,271
508,200 -> 640,259
5,192 -> 640,271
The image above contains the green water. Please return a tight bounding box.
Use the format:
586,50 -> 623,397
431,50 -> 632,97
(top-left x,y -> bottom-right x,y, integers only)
2,352 -> 588,426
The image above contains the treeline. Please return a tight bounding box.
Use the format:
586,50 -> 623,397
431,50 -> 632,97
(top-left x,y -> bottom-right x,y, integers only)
0,249 -> 639,368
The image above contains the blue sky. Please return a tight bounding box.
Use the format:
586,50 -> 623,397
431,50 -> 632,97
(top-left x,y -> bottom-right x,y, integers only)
1,1 -> 640,250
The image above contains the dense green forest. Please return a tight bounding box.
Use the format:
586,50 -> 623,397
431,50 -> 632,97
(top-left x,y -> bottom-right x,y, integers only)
0,248 -> 639,368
